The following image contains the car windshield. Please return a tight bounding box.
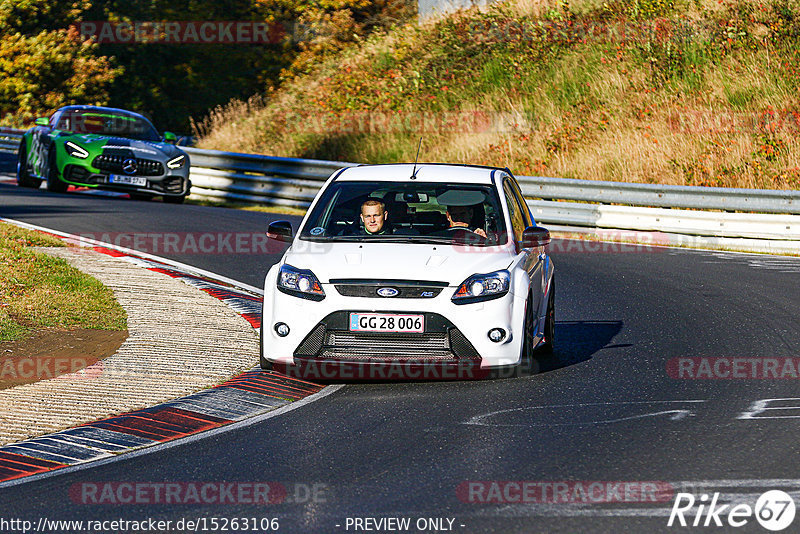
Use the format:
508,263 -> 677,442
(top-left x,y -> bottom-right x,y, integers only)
55,110 -> 161,141
299,181 -> 508,246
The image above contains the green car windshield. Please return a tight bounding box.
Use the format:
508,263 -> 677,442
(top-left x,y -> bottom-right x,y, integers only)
55,110 -> 161,141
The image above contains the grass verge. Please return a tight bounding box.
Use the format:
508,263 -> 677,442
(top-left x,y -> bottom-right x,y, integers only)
0,222 -> 127,342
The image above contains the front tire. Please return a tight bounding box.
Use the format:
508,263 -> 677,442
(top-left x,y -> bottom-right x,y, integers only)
538,278 -> 555,354
16,141 -> 41,188
45,149 -> 67,193
515,294 -> 536,377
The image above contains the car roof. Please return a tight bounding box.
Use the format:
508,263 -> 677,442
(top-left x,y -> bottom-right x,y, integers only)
334,163 -> 507,185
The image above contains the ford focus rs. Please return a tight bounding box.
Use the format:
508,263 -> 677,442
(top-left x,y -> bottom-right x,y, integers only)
16,105 -> 190,203
261,163 -> 555,379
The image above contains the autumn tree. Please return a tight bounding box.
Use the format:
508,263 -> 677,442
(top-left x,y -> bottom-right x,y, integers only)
0,0 -> 119,125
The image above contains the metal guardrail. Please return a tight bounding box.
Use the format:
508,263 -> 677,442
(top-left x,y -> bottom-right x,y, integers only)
0,128 -> 23,152
518,176 -> 800,215
3,132 -> 800,245
183,146 -> 800,241
528,200 -> 799,240
184,147 -> 357,209
184,147 -> 800,214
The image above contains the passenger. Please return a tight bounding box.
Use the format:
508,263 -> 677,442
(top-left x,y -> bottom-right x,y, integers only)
445,204 -> 487,238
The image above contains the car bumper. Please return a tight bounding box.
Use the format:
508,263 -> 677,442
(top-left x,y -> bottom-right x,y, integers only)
62,164 -> 191,197
261,267 -> 531,374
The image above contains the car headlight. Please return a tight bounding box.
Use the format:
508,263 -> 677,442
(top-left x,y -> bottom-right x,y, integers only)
277,264 -> 325,301
65,141 -> 89,159
452,269 -> 510,304
166,154 -> 186,169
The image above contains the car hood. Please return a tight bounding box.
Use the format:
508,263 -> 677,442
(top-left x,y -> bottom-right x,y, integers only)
61,134 -> 182,160
283,241 -> 514,285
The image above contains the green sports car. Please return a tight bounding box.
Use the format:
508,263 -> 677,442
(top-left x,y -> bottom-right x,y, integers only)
16,105 -> 191,203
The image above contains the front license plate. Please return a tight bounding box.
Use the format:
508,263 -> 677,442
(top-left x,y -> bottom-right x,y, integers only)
109,174 -> 147,187
349,313 -> 424,333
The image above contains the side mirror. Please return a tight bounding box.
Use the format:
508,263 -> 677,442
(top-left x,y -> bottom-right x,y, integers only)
35,117 -> 49,126
267,221 -> 293,243
163,131 -> 177,144
521,226 -> 550,249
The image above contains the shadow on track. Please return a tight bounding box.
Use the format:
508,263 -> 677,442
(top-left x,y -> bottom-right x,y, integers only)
270,320 -> 625,384
0,152 -> 15,173
529,319 -> 624,375
0,185 -> 125,219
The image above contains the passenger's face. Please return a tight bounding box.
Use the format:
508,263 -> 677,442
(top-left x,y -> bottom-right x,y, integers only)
447,205 -> 473,226
361,205 -> 387,233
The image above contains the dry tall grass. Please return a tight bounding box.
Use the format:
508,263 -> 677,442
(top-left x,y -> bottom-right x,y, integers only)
196,0 -> 800,190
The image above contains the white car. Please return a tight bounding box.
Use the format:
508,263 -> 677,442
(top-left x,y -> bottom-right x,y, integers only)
260,163 -> 555,379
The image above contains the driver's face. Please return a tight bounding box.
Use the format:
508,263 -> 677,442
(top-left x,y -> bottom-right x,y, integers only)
361,205 -> 387,233
447,205 -> 473,226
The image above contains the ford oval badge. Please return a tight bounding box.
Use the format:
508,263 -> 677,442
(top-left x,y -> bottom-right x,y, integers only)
376,287 -> 399,297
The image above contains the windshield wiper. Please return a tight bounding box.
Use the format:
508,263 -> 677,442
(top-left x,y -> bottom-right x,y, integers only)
363,236 -> 466,245
300,235 -> 494,245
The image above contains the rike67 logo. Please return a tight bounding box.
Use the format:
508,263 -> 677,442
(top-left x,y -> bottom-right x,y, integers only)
668,490 -> 796,531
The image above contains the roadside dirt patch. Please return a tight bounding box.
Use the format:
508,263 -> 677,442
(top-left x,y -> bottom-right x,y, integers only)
0,329 -> 127,390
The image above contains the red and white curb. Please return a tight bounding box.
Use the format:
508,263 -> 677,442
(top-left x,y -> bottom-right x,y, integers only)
0,218 -> 326,484
0,370 -> 322,482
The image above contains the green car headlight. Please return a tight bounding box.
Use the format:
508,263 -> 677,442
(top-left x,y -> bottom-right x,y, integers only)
167,155 -> 186,169
65,141 -> 89,159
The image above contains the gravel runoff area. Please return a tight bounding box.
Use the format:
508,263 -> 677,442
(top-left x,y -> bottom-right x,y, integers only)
0,247 -> 259,445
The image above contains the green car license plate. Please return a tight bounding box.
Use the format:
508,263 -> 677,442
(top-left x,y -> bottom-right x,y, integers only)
109,174 -> 147,187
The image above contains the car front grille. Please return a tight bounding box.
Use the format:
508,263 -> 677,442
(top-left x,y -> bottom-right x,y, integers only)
92,155 -> 164,176
64,165 -> 88,183
293,311 -> 480,363
64,165 -> 105,185
161,176 -> 184,193
317,348 -> 455,361
331,279 -> 447,299
326,331 -> 450,350
147,176 -> 184,194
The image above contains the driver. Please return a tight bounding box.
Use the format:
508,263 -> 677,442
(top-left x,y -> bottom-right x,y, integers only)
359,199 -> 391,235
445,204 -> 487,238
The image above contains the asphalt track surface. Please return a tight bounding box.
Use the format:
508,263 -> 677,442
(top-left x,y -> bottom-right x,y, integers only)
2,151 -> 800,533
